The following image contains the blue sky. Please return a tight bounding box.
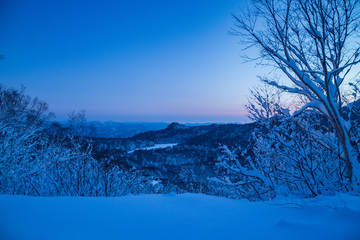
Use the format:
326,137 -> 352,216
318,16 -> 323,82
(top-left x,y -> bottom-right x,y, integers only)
0,0 -> 266,123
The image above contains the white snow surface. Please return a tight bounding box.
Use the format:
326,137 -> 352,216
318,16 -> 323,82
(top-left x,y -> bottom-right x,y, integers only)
128,143 -> 178,153
141,143 -> 178,150
0,193 -> 359,240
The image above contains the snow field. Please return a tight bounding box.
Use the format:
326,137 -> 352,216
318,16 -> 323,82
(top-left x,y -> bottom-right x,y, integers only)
0,193 -> 359,240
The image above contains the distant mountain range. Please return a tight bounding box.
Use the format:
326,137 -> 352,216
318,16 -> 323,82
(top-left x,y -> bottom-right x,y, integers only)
58,121 -> 227,138
55,121 -> 170,138
91,122 -> 255,187
86,121 -> 170,138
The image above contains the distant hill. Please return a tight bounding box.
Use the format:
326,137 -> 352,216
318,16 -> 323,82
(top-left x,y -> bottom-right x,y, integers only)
129,122 -> 221,143
91,122 -> 255,185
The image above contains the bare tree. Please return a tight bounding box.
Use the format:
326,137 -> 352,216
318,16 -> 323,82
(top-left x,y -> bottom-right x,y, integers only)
233,0 -> 360,189
246,79 -> 289,122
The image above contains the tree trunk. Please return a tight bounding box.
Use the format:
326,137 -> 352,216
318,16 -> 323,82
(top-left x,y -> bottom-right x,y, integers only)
334,116 -> 360,191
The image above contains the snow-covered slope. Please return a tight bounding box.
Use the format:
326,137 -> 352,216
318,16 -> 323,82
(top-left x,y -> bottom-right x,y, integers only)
0,193 -> 359,240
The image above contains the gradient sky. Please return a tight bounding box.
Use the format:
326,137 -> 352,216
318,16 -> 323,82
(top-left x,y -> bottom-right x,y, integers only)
0,0 -> 268,123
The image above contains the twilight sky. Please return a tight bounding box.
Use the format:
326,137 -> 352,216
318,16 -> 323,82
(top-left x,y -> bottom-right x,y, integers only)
0,0 -> 267,123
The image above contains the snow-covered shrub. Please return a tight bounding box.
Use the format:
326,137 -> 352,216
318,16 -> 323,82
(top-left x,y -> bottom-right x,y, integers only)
0,86 -> 153,196
254,111 -> 349,197
218,110 -> 351,200
0,85 -> 52,195
216,78 -> 359,200
178,167 -> 208,193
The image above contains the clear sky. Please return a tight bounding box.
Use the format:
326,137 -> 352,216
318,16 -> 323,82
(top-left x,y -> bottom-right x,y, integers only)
0,0 -> 265,123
